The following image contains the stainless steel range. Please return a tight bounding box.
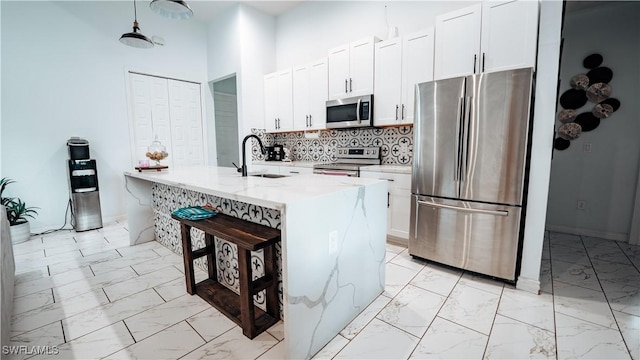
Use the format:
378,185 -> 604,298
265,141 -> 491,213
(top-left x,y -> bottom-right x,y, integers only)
313,147 -> 381,177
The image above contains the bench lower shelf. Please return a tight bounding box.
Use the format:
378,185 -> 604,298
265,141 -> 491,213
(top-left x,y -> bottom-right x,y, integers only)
194,279 -> 279,336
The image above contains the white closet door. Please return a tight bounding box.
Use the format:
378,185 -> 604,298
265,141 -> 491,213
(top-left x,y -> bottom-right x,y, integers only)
168,79 -> 204,166
150,77 -> 173,167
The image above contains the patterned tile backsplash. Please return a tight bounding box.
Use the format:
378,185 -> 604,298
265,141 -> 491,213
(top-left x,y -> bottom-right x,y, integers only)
251,126 -> 414,164
151,183 -> 283,319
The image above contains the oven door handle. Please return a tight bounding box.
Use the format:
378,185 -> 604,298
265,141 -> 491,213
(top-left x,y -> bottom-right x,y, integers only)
314,169 -> 359,177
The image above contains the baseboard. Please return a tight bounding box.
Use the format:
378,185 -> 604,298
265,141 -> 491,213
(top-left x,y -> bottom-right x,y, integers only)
545,225 -> 628,242
386,234 -> 408,248
516,276 -> 540,294
30,214 -> 128,235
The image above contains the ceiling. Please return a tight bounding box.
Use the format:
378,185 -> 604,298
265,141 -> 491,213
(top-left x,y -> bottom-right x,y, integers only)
188,1 -> 304,23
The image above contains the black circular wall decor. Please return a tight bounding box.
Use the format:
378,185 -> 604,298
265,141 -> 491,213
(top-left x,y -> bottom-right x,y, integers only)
554,138 -> 571,150
600,97 -> 620,111
583,53 -> 603,69
554,53 -> 620,152
559,89 -> 588,109
575,112 -> 601,132
586,67 -> 613,84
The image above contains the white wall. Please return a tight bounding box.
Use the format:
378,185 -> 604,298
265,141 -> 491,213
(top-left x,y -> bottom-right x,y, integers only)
546,2 -> 640,241
275,1 -> 477,69
1,1 -> 208,231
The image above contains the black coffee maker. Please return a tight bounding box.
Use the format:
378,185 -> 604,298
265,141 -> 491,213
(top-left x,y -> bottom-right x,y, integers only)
266,144 -> 284,161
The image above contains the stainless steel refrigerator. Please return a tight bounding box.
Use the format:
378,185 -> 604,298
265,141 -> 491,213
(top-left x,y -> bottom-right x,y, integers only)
409,68 -> 533,281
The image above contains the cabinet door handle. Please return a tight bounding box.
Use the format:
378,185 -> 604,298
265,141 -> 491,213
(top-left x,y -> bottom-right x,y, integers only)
274,118 -> 277,129
306,115 -> 309,127
349,78 -> 353,92
345,79 -> 348,93
402,104 -> 405,120
289,171 -> 300,174
387,192 -> 390,208
395,105 -> 399,120
309,114 -> 312,127
473,54 -> 477,73
482,52 -> 485,72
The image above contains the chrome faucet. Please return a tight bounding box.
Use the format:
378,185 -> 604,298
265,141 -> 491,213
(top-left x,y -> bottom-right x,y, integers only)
236,134 -> 266,177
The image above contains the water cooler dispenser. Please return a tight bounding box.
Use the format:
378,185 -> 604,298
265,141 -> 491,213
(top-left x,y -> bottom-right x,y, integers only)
67,138 -> 103,231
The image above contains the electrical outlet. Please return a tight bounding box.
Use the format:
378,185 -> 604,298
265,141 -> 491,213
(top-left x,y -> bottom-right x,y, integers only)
329,230 -> 338,254
577,200 -> 586,210
583,143 -> 592,153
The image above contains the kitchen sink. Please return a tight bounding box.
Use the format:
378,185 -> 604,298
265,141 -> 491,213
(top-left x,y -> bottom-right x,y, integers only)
249,173 -> 288,178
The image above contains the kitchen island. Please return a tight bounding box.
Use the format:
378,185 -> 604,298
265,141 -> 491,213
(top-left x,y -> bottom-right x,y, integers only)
123,166 -> 387,359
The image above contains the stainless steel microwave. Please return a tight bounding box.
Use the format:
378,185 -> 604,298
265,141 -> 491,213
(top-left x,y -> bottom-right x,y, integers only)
325,94 -> 373,129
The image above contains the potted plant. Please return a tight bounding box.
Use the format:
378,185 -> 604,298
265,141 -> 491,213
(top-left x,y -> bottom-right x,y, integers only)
1,177 -> 38,244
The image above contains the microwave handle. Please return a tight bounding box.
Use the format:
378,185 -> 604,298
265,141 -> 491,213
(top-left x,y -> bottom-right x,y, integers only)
356,98 -> 362,123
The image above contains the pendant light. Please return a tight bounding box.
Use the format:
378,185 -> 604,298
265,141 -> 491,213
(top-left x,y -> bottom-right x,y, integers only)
150,0 -> 193,20
120,0 -> 154,49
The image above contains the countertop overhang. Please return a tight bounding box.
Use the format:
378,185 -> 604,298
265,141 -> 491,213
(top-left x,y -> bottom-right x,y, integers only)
124,166 -> 385,210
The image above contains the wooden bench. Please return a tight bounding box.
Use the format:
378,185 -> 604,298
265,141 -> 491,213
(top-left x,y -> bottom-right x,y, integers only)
171,212 -> 281,339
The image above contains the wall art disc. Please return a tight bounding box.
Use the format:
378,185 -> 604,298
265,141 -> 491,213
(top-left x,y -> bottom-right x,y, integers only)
586,67 -> 613,84
559,89 -> 588,109
554,137 -> 571,150
600,98 -> 621,111
592,103 -> 614,118
558,109 -> 578,123
575,112 -> 601,131
583,53 -> 603,69
557,122 -> 582,140
586,82 -> 612,103
570,74 -> 590,90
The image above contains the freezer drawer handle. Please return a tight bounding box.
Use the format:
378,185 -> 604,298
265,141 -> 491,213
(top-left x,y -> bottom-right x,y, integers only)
417,200 -> 509,217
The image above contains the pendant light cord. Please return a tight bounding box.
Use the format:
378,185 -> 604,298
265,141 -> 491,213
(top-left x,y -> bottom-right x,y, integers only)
134,0 -> 138,22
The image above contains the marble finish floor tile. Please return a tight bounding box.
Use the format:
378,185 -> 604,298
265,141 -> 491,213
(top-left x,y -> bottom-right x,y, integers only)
376,284 -> 445,337
61,289 -> 165,341
47,249 -> 122,276
11,289 -> 109,334
124,293 -> 211,341
335,318 -> 419,359
551,258 -> 601,291
555,313 -> 630,360
105,321 -> 205,360
266,321 -> 285,341
409,263 -> 462,297
389,249 -> 427,272
586,243 -> 633,266
13,267 -> 49,284
340,294 -> 391,340
312,334 -> 350,359
409,316 -> 487,359
8,322 -> 64,360
549,243 -> 591,265
590,258 -> 640,287
457,272 -> 505,295
612,310 -> 639,360
383,262 -> 420,298
497,286 -> 555,332
600,281 -> 640,317
539,258 -> 553,294
548,232 -> 584,250
88,249 -> 160,275
257,340 -> 287,359
185,308 -> 236,342
553,281 -> 618,329
153,277 -> 190,302
12,289 -> 54,315
13,266 -> 93,298
184,327 -> 277,359
484,314 -> 556,359
438,283 -> 500,335
31,321 -> 134,360
102,265 -> 183,301
129,252 -> 184,275
53,267 -> 138,300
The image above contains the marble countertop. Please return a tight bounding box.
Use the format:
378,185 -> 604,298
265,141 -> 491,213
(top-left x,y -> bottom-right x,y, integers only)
125,166 -> 383,210
253,161 -> 412,174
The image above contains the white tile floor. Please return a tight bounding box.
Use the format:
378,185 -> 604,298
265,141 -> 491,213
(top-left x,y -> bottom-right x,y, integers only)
8,220 -> 640,359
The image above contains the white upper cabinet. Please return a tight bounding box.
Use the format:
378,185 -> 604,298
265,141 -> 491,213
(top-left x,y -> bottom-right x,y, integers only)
328,37 -> 377,100
480,0 -> 539,73
434,4 -> 482,80
293,58 -> 328,131
264,68 -> 294,133
434,0 -> 538,80
375,28 -> 434,126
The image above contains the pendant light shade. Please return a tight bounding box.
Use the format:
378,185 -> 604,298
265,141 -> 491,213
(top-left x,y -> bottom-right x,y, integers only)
150,0 -> 193,20
120,0 -> 154,49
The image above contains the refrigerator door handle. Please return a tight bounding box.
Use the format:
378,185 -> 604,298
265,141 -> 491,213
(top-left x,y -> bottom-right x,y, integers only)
417,200 -> 509,217
461,96 -> 473,183
455,97 -> 464,182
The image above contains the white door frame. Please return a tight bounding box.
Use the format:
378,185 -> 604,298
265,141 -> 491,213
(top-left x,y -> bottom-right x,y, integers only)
630,167 -> 640,245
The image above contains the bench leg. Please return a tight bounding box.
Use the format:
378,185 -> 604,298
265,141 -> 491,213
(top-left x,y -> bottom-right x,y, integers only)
238,248 -> 256,338
204,233 -> 217,281
179,224 -> 196,295
264,244 -> 280,320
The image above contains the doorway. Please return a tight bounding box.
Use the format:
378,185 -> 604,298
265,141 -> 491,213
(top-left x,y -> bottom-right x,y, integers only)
211,75 -> 239,168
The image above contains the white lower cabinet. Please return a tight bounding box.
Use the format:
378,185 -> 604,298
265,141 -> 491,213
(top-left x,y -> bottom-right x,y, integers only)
360,171 -> 411,241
